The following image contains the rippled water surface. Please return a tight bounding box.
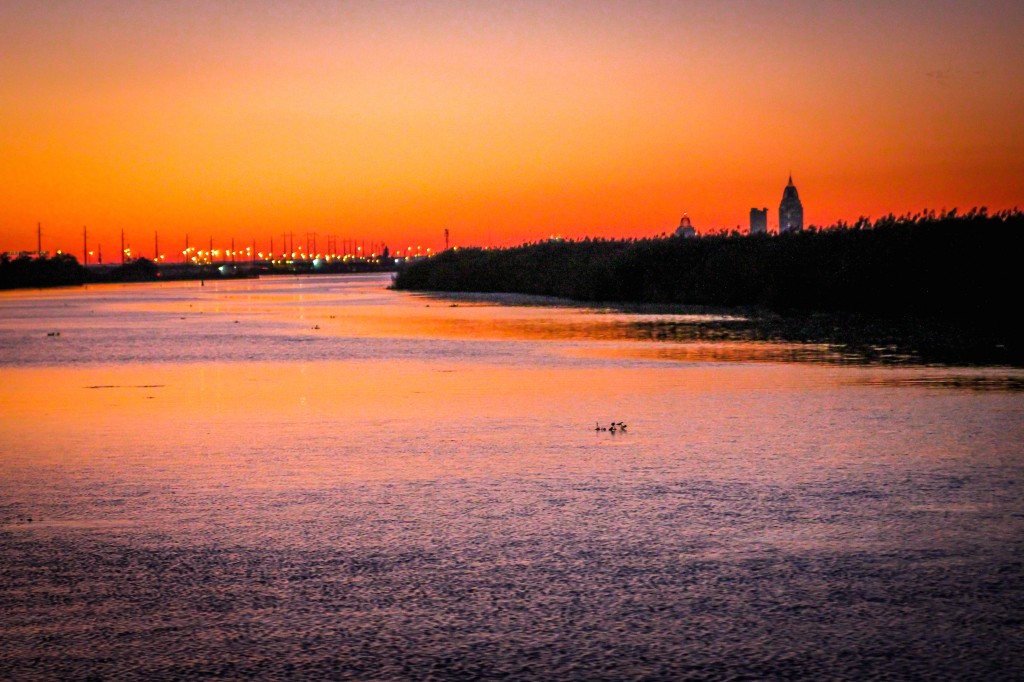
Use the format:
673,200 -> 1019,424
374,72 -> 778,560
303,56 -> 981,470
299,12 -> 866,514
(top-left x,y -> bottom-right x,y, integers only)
2,274 -> 1023,680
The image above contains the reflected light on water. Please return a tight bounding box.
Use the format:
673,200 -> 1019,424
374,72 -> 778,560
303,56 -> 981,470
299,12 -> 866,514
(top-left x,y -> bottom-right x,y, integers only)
1,274 -> 1023,679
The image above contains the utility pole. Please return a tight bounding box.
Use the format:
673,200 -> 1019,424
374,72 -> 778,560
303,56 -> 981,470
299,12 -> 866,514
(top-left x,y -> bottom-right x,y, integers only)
37,222 -> 42,255
445,228 -> 449,251
231,237 -> 235,263
121,229 -> 125,264
83,226 -> 88,265
155,231 -> 159,261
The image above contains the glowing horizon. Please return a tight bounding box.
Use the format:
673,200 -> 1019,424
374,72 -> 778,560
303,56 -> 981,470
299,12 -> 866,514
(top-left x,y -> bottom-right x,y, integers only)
2,1 -> 1022,256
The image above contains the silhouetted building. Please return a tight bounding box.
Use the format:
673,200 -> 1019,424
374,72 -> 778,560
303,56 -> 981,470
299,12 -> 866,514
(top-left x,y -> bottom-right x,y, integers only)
779,175 -> 803,233
749,208 -> 768,235
675,214 -> 696,238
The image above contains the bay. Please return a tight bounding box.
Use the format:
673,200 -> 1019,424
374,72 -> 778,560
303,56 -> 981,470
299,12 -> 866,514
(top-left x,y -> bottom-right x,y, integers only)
1,273 -> 1022,680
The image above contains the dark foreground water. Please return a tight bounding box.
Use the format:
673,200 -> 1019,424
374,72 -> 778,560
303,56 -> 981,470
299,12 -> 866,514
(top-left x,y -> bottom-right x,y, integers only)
1,274 -> 1022,680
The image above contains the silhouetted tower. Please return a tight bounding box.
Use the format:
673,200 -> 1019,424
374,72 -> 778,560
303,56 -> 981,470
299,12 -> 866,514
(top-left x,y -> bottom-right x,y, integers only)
749,208 -> 768,235
779,175 -> 804,234
675,214 -> 696,238
444,228 -> 450,250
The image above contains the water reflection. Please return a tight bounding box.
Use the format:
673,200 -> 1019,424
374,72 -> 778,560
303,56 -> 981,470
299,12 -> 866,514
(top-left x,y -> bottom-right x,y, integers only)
2,274 -> 1023,680
413,293 -> 1015,367
848,372 -> 1024,391
0,274 -> 1017,369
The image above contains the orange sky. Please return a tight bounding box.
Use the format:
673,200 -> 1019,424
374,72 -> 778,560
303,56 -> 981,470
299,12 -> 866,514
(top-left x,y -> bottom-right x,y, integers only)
2,1 -> 1022,257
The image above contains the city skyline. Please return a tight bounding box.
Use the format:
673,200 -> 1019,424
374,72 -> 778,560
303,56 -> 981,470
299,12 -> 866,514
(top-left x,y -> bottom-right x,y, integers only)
2,1 -> 1022,254
2,174 -> 813,263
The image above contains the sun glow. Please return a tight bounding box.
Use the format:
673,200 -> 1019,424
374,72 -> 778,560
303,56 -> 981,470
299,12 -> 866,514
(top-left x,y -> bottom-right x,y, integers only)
2,2 -> 1022,255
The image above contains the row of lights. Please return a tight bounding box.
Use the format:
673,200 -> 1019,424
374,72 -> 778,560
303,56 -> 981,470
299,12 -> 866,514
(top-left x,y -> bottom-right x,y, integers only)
67,245 -> 437,264
178,246 -> 433,263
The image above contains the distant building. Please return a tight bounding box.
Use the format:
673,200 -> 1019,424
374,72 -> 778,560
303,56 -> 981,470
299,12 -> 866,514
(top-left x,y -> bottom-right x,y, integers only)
675,214 -> 696,238
749,208 -> 768,235
779,175 -> 804,233
2,251 -> 48,260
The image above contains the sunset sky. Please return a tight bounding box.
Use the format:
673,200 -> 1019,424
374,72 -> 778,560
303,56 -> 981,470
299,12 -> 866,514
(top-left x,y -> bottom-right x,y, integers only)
2,0 -> 1022,257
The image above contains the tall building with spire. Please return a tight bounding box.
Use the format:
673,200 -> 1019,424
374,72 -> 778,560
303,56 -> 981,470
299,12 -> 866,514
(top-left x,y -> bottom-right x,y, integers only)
779,175 -> 803,234
675,214 -> 696,238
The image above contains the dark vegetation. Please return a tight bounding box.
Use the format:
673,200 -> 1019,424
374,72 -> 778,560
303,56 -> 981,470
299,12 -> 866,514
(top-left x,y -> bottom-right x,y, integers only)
90,257 -> 160,283
0,254 -> 396,290
393,209 -> 1024,365
0,255 -> 163,288
395,208 -> 1020,315
0,253 -> 85,289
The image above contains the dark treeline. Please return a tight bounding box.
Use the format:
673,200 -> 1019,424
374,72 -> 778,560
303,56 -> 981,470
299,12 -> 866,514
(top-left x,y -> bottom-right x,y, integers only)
0,254 -> 399,289
0,254 -> 164,289
393,208 -> 1022,321
0,253 -> 86,289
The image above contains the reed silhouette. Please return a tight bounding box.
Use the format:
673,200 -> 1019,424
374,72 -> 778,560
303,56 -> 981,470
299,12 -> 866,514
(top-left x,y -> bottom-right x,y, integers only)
394,208 -> 1022,322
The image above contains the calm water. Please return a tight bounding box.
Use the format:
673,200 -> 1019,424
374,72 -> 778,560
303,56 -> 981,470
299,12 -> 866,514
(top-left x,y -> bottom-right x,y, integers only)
1,273 -> 1022,680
